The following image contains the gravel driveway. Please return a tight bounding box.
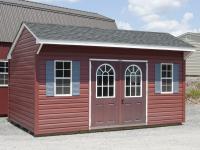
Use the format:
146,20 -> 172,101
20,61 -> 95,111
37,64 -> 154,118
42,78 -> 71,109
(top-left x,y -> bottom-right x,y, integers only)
0,104 -> 200,150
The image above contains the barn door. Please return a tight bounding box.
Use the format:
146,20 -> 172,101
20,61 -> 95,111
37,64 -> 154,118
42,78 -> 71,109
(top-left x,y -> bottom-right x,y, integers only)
91,61 -> 119,127
91,60 -> 146,128
121,62 -> 146,124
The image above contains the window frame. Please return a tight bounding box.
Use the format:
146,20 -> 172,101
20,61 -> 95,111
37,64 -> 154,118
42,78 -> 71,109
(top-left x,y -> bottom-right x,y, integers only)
160,63 -> 173,94
124,64 -> 142,98
0,60 -> 8,87
54,60 -> 72,96
96,63 -> 116,99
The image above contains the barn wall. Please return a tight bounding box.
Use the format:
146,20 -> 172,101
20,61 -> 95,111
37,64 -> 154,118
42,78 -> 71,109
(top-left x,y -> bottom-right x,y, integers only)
9,28 -> 39,132
0,42 -> 11,59
0,87 -> 8,116
36,45 -> 184,135
0,42 -> 11,116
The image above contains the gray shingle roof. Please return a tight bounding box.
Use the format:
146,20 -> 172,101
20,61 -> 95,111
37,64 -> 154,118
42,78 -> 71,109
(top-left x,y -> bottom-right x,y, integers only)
0,0 -> 117,43
25,22 -> 194,49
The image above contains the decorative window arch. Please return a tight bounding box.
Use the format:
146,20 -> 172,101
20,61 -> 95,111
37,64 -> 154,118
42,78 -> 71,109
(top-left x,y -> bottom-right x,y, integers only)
96,64 -> 115,98
125,65 -> 142,97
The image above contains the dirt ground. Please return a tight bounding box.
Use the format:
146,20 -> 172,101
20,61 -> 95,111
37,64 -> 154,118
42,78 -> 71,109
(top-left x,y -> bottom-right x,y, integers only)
0,104 -> 200,150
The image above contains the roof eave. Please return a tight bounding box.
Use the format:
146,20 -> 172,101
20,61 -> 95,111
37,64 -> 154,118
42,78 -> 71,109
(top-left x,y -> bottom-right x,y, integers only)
37,39 -> 196,53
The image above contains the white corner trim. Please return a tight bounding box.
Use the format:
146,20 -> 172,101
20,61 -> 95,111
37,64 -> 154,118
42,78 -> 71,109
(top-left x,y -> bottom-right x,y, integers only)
37,44 -> 43,54
7,23 -> 40,59
89,60 -> 92,129
37,39 -> 196,53
146,62 -> 148,125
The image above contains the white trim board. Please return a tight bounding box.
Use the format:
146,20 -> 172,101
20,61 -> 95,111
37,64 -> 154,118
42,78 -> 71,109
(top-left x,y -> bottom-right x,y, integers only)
90,58 -> 148,63
37,39 -> 195,53
146,62 -> 148,125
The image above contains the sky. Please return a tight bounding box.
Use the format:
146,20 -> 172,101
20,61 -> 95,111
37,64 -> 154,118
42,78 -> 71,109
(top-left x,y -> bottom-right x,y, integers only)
28,0 -> 200,36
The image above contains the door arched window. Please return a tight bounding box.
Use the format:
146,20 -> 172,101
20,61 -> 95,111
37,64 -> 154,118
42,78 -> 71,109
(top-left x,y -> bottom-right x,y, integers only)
125,65 -> 142,97
96,64 -> 115,98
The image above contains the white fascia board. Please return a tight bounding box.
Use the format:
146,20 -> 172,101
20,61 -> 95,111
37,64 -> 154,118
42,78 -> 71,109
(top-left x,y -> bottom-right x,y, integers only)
7,23 -> 40,59
37,39 -> 196,54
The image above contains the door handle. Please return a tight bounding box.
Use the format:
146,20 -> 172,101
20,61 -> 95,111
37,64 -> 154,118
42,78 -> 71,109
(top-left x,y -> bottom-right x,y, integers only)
122,99 -> 124,104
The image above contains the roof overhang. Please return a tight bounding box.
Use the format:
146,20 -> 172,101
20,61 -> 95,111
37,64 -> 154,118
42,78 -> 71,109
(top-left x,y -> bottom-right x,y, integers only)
37,39 -> 195,52
7,23 -> 196,60
36,39 -> 196,60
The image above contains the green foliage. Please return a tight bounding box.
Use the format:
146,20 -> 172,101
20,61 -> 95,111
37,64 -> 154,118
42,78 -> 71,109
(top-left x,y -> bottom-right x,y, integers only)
186,89 -> 200,100
186,81 -> 200,103
194,82 -> 200,89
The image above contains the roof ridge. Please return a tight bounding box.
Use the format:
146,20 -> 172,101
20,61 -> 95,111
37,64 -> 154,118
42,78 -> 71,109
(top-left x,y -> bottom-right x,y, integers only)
20,0 -> 105,18
0,0 -> 114,21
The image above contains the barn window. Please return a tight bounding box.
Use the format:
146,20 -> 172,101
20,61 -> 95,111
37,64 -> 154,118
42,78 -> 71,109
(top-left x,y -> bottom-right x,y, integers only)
54,61 -> 72,96
0,61 -> 8,86
161,63 -> 173,93
125,65 -> 142,97
96,64 -> 115,98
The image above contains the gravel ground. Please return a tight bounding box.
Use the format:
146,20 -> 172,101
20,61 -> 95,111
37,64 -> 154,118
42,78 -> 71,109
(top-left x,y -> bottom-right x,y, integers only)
0,104 -> 200,150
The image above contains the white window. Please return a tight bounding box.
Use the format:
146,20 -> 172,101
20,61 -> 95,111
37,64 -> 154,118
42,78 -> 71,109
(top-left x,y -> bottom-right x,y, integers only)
161,63 -> 173,93
0,61 -> 8,86
96,64 -> 115,98
125,65 -> 142,97
54,61 -> 72,96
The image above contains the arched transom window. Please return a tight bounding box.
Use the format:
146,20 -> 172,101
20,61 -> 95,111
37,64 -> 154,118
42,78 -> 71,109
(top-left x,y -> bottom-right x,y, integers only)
96,64 -> 115,98
125,65 -> 142,97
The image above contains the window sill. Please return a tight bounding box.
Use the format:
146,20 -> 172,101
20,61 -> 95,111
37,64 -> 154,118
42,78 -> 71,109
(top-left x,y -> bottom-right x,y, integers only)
0,85 -> 8,87
54,94 -> 72,97
160,92 -> 174,95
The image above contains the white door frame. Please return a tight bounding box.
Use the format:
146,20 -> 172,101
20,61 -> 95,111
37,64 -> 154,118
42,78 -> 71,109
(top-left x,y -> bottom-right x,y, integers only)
89,58 -> 148,129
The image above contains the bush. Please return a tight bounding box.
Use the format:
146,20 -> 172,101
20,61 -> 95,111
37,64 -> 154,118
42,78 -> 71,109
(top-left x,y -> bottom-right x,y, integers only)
194,82 -> 200,89
186,89 -> 200,99
186,82 -> 200,104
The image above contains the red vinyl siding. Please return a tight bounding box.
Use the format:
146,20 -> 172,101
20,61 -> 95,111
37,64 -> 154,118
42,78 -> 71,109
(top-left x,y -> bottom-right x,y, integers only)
9,28 -> 40,132
36,54 -> 89,135
0,42 -> 11,116
148,60 -> 184,125
35,45 -> 185,135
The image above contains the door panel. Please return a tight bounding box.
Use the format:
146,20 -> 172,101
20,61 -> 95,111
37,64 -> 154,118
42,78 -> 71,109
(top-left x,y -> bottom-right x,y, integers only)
91,61 -> 119,127
121,62 -> 146,124
91,61 -> 146,128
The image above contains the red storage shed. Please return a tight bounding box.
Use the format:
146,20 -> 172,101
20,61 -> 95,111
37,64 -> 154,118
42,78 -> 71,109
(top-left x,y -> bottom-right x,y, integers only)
8,22 -> 194,136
